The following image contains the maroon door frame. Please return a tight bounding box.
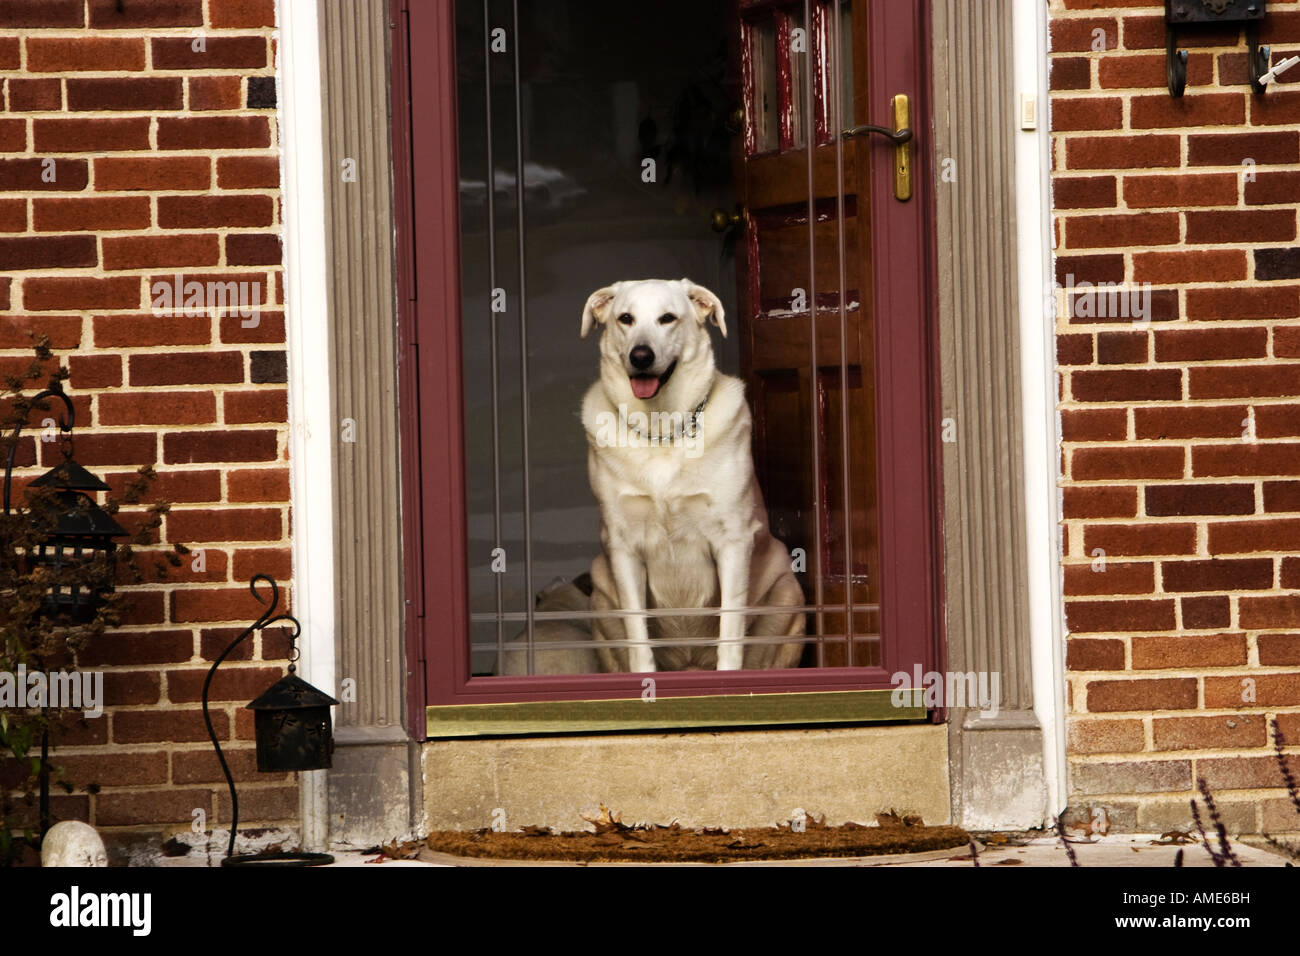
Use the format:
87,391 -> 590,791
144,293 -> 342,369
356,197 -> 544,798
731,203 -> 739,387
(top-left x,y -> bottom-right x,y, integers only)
392,0 -> 944,729
866,0 -> 946,708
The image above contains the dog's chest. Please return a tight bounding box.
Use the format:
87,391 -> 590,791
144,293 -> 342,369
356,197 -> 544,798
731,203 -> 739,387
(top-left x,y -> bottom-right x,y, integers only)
596,427 -> 746,543
614,465 -> 713,528
645,491 -> 714,541
603,452 -> 710,530
627,491 -> 720,606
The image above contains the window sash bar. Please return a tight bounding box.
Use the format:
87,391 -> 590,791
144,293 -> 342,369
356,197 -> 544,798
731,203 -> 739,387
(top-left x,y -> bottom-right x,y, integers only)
470,602 -> 880,623
831,0 -> 855,665
483,0 -> 506,678
803,0 -> 826,668
510,0 -> 537,674
472,634 -> 881,652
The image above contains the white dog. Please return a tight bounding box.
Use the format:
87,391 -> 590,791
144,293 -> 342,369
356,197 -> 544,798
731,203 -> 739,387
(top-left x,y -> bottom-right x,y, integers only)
580,278 -> 805,672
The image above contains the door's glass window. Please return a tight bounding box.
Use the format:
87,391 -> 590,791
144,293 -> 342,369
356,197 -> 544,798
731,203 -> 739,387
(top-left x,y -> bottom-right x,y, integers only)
753,18 -> 779,153
839,0 -> 855,129
787,6 -> 807,148
453,0 -> 880,676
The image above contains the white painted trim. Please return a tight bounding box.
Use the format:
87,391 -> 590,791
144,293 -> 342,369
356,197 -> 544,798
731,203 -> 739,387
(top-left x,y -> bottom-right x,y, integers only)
276,0 -> 335,853
1014,0 -> 1068,824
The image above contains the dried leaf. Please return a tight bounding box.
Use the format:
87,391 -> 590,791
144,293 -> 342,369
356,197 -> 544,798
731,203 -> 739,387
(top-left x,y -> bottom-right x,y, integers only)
380,837 -> 424,860
580,804 -> 630,835
876,809 -> 922,828
1070,814 -> 1108,838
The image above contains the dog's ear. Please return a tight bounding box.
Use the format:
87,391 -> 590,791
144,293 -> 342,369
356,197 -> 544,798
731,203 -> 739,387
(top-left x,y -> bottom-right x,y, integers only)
581,285 -> 617,339
681,279 -> 727,338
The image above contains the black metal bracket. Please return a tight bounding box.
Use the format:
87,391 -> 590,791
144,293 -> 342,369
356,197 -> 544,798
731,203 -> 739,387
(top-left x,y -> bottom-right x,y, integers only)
1166,0 -> 1269,97
1247,21 -> 1272,94
1167,28 -> 1191,98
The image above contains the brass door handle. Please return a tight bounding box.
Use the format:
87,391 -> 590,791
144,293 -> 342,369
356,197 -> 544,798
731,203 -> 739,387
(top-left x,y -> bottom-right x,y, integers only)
710,207 -> 743,232
843,94 -> 913,202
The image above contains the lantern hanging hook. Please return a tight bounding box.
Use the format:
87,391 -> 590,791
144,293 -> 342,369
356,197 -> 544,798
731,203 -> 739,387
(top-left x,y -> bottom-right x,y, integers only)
283,625 -> 300,673
3,386 -> 74,516
202,574 -> 302,859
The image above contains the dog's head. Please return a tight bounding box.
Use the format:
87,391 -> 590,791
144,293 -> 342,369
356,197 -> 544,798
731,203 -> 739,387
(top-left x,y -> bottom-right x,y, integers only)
580,278 -> 726,402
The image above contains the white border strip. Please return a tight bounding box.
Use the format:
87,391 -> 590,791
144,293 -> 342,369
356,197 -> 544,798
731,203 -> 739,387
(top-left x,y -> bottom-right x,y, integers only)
276,0 -> 336,853
1014,0 -> 1067,822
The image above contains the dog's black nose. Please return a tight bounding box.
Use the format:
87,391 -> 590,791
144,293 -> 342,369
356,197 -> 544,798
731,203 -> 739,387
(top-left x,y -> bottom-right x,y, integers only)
629,345 -> 655,370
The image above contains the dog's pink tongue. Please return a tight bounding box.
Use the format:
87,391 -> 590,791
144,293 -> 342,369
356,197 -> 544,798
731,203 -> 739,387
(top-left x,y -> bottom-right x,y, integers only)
631,376 -> 659,400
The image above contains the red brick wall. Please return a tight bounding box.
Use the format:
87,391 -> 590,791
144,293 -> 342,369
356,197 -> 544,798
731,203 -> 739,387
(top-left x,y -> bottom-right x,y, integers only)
0,0 -> 295,856
1050,0 -> 1300,833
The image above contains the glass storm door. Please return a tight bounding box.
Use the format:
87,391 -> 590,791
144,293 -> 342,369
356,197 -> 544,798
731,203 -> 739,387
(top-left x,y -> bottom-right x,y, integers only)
404,0 -> 940,710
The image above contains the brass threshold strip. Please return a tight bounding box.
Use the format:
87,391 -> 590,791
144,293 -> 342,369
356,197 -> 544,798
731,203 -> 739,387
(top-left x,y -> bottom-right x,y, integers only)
426,688 -> 926,738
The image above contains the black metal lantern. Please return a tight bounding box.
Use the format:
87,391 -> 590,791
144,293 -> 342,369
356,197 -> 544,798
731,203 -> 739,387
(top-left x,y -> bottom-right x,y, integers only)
2,387 -> 125,625
26,457 -> 127,623
202,574 -> 337,866
247,671 -> 339,772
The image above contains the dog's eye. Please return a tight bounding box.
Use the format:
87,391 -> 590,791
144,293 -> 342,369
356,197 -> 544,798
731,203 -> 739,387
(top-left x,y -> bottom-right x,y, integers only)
658,313 -> 677,325
617,313 -> 634,326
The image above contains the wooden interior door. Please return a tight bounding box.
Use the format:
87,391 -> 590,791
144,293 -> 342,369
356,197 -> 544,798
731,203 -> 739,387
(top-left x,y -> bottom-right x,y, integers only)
731,0 -> 879,668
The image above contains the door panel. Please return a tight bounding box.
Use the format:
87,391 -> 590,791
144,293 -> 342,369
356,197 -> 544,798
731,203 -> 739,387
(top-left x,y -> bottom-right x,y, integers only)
735,0 -> 879,667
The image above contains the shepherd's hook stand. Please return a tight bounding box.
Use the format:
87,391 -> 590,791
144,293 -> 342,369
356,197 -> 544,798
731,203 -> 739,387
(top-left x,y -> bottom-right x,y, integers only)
2,386 -> 75,840
201,574 -> 334,867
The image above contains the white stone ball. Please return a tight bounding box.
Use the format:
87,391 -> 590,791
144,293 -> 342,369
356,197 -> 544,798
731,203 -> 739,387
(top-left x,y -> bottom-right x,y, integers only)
40,820 -> 108,867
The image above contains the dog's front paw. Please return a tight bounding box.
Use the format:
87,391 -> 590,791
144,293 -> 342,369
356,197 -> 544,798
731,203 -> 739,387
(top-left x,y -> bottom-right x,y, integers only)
716,644 -> 744,670
629,648 -> 657,674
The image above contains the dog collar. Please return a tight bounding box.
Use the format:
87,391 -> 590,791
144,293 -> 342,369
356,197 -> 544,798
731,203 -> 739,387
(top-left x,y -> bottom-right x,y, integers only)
684,391 -> 709,439
624,386 -> 712,442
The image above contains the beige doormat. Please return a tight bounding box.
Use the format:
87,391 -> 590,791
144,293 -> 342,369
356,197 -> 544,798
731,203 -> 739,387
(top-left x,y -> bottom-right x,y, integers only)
412,808 -> 971,864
